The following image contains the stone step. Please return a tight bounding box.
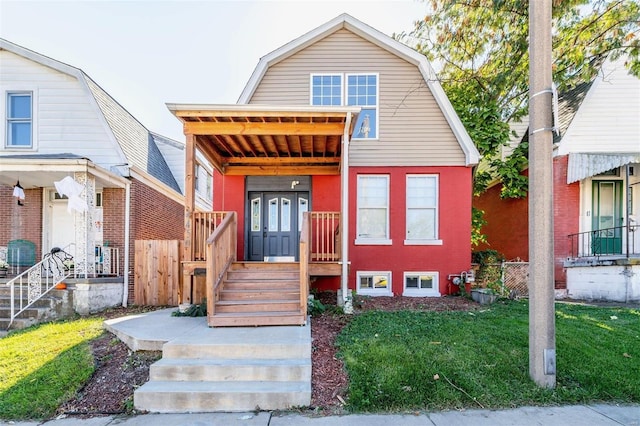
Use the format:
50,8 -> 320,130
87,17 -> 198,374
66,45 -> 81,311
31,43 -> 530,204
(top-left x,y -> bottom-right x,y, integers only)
134,380 -> 310,413
215,299 -> 300,313
149,358 -> 310,382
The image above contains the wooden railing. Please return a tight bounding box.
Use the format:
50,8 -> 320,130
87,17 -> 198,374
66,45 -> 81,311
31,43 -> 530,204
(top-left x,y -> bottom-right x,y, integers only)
193,212 -> 227,261
205,212 -> 237,326
309,212 -> 341,261
299,212 -> 311,320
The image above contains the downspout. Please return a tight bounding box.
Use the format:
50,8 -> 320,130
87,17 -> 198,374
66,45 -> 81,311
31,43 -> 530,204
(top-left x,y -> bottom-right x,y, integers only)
625,164 -> 631,260
341,112 -> 352,311
122,181 -> 131,307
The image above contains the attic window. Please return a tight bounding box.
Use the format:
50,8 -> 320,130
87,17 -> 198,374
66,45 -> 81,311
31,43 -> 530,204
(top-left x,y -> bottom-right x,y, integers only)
310,73 -> 378,139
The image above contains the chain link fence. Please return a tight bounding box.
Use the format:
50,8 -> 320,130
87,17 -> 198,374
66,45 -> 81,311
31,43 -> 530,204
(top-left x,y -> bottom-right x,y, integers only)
502,261 -> 529,297
471,261 -> 529,298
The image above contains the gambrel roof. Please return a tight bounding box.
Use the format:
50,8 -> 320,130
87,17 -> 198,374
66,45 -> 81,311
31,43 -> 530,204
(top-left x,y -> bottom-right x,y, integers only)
0,38 -> 182,194
238,13 -> 480,166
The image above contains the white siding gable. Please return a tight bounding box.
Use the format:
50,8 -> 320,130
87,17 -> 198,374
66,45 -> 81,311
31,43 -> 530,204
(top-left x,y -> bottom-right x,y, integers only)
557,57 -> 640,155
0,50 -> 125,168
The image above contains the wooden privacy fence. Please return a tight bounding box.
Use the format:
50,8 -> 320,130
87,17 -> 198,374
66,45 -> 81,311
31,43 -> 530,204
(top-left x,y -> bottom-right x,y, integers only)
135,240 -> 205,306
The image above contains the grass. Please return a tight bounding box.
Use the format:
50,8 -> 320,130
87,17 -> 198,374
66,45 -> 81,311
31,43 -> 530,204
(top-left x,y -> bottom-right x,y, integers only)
0,317 -> 104,420
336,299 -> 640,412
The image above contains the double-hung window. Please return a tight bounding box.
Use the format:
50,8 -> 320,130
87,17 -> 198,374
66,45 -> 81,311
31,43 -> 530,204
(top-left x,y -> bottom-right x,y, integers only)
310,73 -> 378,139
356,175 -> 390,244
6,92 -> 32,148
405,174 -> 441,244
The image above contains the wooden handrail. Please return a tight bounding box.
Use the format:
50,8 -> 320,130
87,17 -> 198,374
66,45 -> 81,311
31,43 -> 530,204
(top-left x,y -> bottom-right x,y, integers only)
299,212 -> 311,321
206,211 -> 237,326
309,212 -> 340,261
193,211 -> 227,261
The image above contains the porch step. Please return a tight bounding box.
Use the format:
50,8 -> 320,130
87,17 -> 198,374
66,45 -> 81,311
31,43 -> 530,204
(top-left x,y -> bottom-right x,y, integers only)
211,262 -> 303,326
209,311 -> 306,327
215,299 -> 300,313
134,380 -> 310,412
0,289 -> 71,331
134,322 -> 311,412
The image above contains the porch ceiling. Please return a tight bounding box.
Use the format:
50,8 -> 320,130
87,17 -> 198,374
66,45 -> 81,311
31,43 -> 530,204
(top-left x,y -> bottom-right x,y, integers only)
167,104 -> 360,175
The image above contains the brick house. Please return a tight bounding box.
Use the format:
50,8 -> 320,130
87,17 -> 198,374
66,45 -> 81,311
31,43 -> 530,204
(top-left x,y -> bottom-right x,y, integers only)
0,38 -> 213,304
169,14 -> 480,327
475,56 -> 640,301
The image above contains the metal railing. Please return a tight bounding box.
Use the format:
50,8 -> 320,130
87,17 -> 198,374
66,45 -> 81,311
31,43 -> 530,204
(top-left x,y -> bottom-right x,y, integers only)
5,248 -> 73,329
568,224 -> 639,259
94,246 -> 120,276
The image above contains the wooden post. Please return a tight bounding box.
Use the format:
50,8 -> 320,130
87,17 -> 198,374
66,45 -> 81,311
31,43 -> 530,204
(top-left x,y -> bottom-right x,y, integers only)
182,133 -> 197,304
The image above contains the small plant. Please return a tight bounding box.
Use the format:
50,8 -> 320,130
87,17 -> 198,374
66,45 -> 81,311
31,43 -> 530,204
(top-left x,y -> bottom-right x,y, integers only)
171,299 -> 207,317
63,259 -> 74,269
0,259 -> 8,269
308,296 -> 326,316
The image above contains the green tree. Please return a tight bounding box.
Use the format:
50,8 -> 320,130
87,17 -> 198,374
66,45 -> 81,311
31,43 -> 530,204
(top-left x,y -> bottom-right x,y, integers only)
402,0 -> 639,198
400,0 -> 639,244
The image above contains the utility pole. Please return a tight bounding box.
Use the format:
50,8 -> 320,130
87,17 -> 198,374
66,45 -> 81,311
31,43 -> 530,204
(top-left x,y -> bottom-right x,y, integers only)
529,0 -> 556,388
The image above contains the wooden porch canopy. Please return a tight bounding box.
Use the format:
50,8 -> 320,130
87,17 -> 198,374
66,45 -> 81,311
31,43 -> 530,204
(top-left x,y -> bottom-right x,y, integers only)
166,104 -> 360,176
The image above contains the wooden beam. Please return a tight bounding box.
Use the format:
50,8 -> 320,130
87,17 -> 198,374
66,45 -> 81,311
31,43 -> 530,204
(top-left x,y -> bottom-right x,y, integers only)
195,139 -> 227,173
225,157 -> 340,165
224,165 -> 340,176
184,121 -> 345,136
174,109 -> 351,119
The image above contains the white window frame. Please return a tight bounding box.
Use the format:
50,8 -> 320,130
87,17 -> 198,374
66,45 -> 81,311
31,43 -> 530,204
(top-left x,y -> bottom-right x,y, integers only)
4,90 -> 36,150
356,174 -> 391,245
356,271 -> 392,296
405,174 -> 442,245
403,271 -> 440,297
309,72 -> 379,140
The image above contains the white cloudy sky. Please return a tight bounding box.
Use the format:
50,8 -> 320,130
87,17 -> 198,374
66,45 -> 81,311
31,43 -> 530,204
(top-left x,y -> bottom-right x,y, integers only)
0,0 -> 428,142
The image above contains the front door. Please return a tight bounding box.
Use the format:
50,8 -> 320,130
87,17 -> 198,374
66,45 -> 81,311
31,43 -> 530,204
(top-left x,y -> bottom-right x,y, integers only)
592,180 -> 623,255
248,192 -> 309,261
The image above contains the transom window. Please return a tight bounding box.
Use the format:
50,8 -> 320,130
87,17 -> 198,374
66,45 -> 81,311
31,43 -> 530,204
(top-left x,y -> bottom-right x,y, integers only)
356,175 -> 390,244
403,272 -> 440,297
6,92 -> 32,148
406,175 -> 440,243
357,271 -> 392,296
310,73 -> 378,139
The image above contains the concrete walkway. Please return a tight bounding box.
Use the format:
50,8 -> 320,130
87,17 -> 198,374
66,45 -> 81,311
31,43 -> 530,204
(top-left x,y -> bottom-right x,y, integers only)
2,404 -> 638,426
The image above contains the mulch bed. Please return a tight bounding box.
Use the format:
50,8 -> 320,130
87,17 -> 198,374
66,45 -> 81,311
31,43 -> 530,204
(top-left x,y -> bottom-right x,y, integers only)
57,295 -> 478,417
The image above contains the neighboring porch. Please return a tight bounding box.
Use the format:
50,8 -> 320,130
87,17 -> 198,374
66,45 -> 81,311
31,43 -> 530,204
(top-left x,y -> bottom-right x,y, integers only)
168,104 -> 360,327
565,224 -> 640,302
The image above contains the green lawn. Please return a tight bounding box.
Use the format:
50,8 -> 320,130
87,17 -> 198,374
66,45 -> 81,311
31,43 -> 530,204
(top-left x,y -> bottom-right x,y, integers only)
0,318 -> 104,420
336,299 -> 640,412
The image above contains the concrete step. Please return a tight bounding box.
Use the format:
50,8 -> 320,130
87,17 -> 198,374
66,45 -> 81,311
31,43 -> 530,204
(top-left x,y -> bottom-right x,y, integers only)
134,380 -> 310,413
149,358 -> 311,382
162,326 -> 310,359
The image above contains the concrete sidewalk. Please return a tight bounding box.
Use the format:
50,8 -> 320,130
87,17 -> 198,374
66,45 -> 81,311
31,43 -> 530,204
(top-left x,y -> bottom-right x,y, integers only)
1,404 -> 638,425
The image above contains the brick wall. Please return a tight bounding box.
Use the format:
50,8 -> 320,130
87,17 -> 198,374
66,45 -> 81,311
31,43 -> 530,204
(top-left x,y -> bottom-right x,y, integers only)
553,155 -> 580,288
128,179 -> 184,303
0,185 -> 43,259
102,188 -> 126,277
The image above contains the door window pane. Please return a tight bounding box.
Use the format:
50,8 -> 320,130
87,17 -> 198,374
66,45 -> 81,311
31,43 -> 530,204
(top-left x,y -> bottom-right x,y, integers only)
268,198 -> 278,232
281,198 -> 291,232
251,198 -> 261,232
298,197 -> 308,231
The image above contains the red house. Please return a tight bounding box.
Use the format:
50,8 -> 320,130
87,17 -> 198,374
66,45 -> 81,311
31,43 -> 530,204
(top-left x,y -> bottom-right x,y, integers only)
170,14 -> 480,327
475,56 -> 640,301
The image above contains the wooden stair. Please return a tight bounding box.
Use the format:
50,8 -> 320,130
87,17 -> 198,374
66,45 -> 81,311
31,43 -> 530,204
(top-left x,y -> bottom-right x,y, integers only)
209,262 -> 306,327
